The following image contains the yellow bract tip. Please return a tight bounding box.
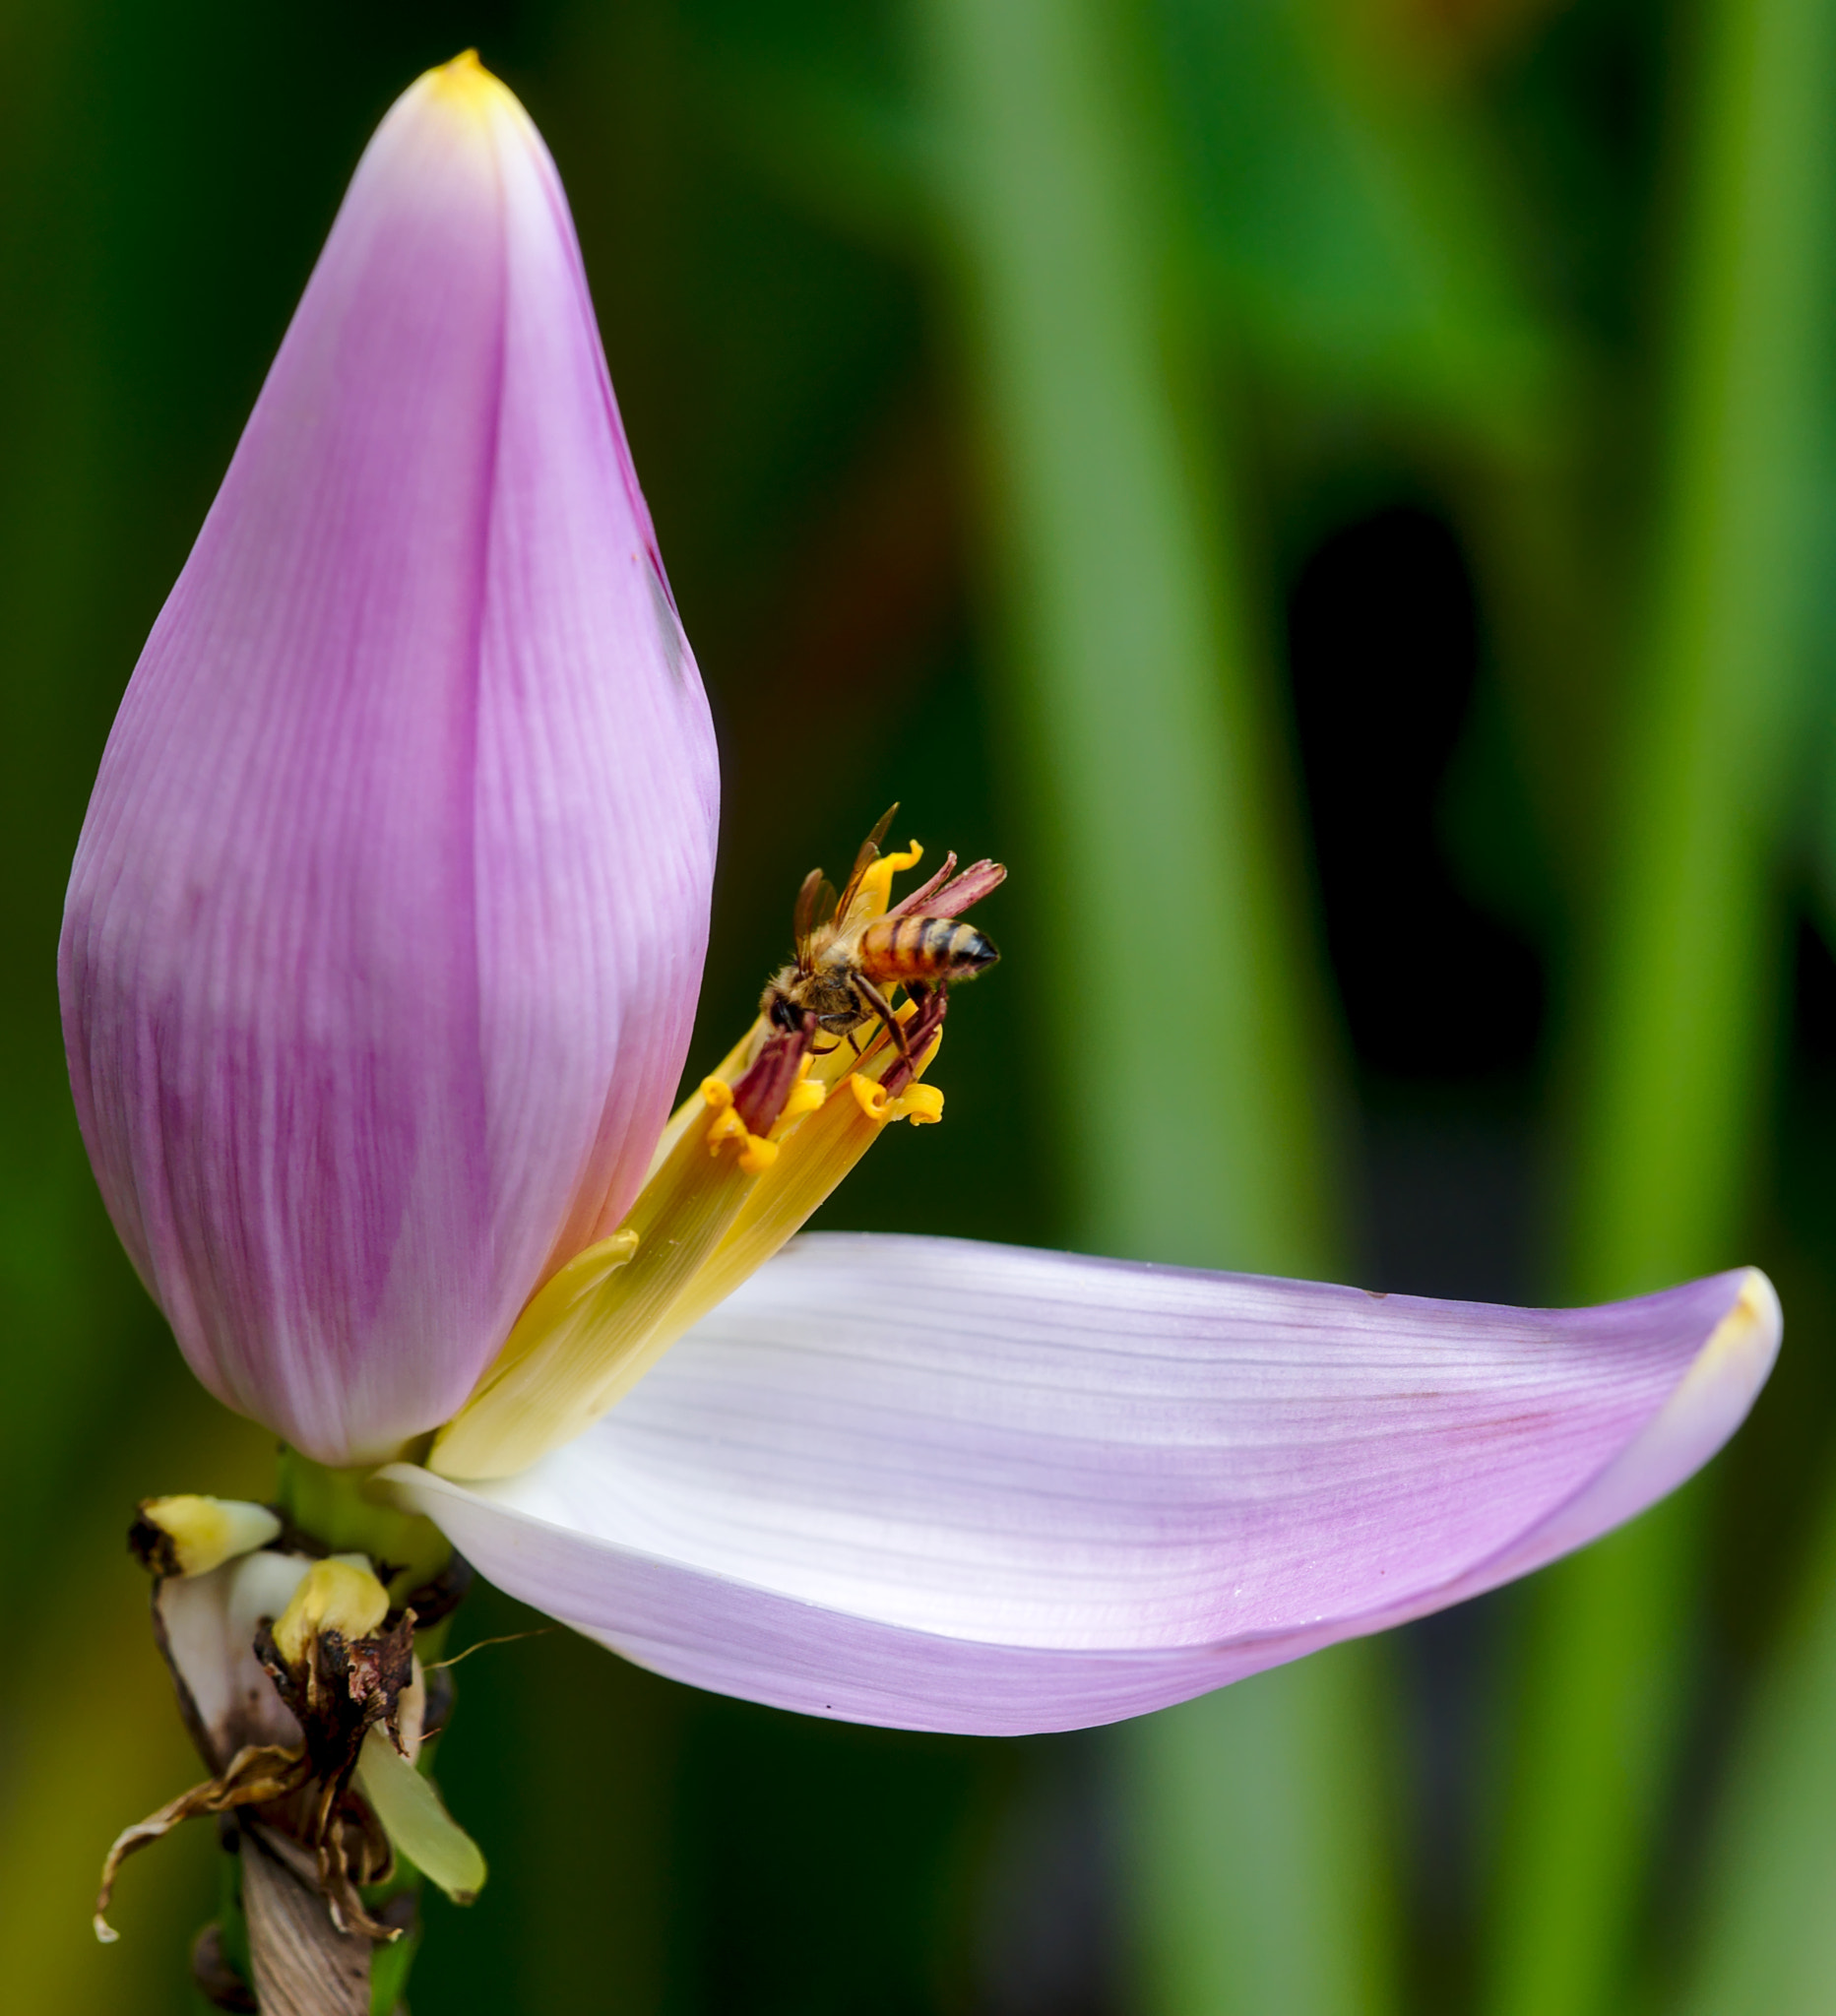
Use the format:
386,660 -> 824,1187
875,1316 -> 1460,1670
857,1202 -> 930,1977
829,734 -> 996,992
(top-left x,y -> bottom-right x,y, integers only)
423,47 -> 514,119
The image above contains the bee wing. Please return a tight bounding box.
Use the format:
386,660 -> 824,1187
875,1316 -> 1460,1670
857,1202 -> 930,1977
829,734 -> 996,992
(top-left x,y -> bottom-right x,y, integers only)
792,869 -> 840,971
834,804 -> 899,924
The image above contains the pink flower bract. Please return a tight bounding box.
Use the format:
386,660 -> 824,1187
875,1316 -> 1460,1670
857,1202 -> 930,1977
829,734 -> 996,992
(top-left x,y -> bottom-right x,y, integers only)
59,59 -> 718,1465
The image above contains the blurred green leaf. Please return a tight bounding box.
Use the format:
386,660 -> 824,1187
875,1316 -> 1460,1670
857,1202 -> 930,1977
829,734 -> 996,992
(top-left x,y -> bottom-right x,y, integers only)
1669,1476 -> 1836,2016
1488,0 -> 1836,2010
1155,0 -> 1564,446
0,1386 -> 270,2016
699,47 -> 941,255
716,0 -> 1567,454
1125,1642 -> 1398,2016
914,0 -> 1340,1274
910,1 -> 1388,2011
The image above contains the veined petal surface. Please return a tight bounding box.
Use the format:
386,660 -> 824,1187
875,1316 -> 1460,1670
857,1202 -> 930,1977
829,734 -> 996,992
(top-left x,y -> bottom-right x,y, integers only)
60,59 -> 717,1464
383,1234 -> 1778,1734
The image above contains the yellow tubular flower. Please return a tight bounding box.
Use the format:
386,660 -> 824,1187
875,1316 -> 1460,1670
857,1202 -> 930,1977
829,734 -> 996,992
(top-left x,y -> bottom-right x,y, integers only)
429,849 -> 951,1481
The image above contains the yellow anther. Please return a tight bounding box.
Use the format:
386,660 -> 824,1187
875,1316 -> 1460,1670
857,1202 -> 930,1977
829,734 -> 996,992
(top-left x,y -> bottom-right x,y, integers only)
703,1076 -> 745,1152
705,1104 -> 748,1154
856,840 -> 923,918
901,1085 -> 945,1125
431,856 -> 969,1482
849,1074 -> 889,1123
847,1075 -> 944,1126
701,1076 -> 783,1169
781,1071 -> 826,1122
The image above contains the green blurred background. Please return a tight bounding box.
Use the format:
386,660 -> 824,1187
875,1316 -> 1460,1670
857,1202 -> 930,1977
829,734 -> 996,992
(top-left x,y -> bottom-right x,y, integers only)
8,0 -> 1836,2010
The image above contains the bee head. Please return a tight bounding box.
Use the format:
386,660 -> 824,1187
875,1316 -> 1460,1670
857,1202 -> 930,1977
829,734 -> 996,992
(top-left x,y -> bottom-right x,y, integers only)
764,983 -> 802,1033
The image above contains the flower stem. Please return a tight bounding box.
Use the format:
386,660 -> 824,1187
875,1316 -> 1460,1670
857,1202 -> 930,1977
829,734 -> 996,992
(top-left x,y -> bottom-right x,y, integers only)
275,1448 -> 451,1599
205,1449 -> 458,2015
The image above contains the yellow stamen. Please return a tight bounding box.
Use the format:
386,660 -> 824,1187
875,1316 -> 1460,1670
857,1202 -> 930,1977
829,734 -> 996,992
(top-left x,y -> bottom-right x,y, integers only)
636,1033 -> 758,1183
900,1084 -> 945,1125
432,1057 -> 802,1478
659,1026 -> 944,1341
849,1074 -> 945,1126
705,1104 -> 747,1153
424,835 -> 962,1483
701,1073 -> 780,1168
778,1055 -> 826,1122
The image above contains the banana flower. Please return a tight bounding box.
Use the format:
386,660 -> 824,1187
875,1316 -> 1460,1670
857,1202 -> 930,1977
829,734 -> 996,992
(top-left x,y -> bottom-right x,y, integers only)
63,48 -> 1775,1910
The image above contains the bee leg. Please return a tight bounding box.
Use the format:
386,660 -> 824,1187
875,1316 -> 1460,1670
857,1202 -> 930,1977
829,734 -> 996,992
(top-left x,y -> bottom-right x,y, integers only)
855,976 -> 912,1064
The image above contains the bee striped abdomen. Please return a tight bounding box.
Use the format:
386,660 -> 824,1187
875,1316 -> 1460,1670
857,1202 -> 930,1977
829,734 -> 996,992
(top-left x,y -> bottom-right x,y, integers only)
858,914 -> 998,986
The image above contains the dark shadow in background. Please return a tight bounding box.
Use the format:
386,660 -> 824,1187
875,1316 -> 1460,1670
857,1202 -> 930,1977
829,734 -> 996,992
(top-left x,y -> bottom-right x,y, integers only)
1290,502 -> 1548,2016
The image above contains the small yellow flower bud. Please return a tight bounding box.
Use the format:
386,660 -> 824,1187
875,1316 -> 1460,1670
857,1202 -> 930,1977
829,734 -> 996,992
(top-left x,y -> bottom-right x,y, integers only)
273,1555 -> 391,1666
128,1495 -> 282,1578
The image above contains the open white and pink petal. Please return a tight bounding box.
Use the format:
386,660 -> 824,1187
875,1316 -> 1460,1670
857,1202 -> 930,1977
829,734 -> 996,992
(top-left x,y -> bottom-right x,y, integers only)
59,57 -> 717,1466
382,1234 -> 1778,1735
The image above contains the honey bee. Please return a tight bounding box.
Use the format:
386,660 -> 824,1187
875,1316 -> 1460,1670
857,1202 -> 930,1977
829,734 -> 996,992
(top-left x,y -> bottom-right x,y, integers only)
762,807 -> 1002,1060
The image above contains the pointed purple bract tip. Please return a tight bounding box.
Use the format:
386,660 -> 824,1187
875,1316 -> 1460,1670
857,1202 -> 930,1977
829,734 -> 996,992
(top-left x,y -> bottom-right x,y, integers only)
59,57 -> 719,1464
